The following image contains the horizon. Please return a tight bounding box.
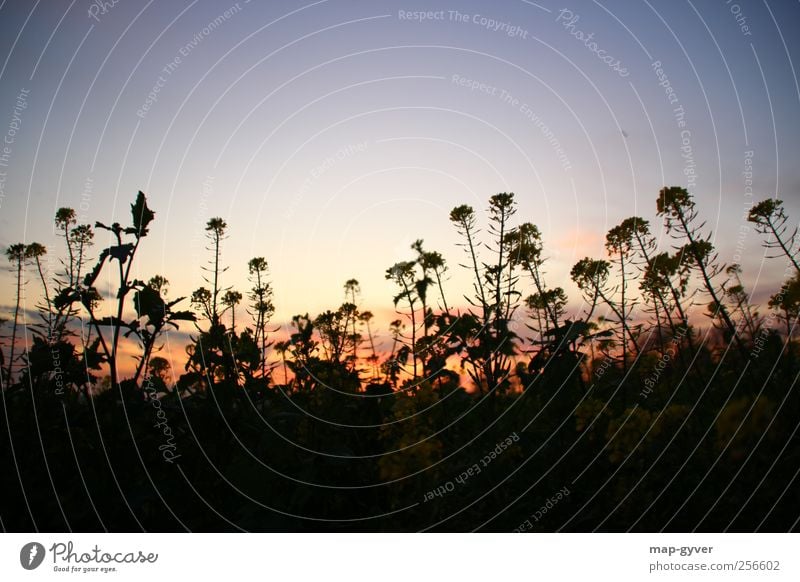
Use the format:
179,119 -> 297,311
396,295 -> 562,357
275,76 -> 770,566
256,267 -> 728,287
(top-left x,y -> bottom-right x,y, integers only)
1,185 -> 795,389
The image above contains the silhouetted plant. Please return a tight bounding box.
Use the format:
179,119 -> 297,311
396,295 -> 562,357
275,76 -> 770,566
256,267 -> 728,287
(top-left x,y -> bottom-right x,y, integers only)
82,192 -> 154,388
386,260 -> 420,379
221,289 -> 243,332
748,198 -> 800,275
286,314 -> 318,391
247,257 -> 275,379
657,186 -> 742,352
191,287 -> 213,322
605,218 -> 644,368
25,243 -> 50,332
51,208 -> 94,341
55,208 -> 77,286
18,210 -> 96,395
315,304 -> 356,366
200,217 -> 229,327
148,355 -> 171,382
23,241 -> 96,395
129,275 -> 195,385
413,240 -> 449,313
571,258 -> 611,325
185,218 -> 251,393
508,222 -> 564,341
449,204 -> 488,321
768,274 -> 800,341
381,318 -> 407,389
569,258 -> 626,383
487,193 -> 519,319
4,243 -> 27,383
630,213 -> 693,356
408,241 -> 434,345
359,310 -> 379,378
447,194 -> 521,395
343,278 -> 361,366
274,339 -> 291,385
50,192 -> 195,393
724,264 -> 762,342
1,242 -> 50,383
3,184 -> 800,533
409,240 -> 455,382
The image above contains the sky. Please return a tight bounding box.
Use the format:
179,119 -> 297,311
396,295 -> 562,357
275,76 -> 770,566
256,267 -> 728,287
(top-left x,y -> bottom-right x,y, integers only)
1,0 -> 799,356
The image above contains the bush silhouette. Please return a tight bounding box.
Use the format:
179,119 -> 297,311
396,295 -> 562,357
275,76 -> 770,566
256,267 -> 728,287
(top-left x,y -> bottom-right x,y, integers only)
1,188 -> 798,532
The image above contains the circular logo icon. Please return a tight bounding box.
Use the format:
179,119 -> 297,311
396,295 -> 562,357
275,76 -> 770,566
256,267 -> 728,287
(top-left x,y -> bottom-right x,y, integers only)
20,542 -> 46,570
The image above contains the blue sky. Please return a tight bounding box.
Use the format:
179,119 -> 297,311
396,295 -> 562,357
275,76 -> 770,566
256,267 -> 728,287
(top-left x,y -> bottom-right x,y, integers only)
1,0 -> 798,332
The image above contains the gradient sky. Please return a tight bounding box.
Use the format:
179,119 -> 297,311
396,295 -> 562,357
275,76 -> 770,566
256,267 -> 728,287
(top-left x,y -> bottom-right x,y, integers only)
1,0 -> 799,351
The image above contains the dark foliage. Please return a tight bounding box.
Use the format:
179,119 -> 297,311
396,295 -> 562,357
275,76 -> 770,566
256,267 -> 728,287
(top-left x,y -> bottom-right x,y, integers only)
1,189 -> 798,532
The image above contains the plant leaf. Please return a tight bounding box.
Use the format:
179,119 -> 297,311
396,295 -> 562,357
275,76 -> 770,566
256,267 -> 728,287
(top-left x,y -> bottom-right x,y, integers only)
129,191 -> 155,237
109,244 -> 134,265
